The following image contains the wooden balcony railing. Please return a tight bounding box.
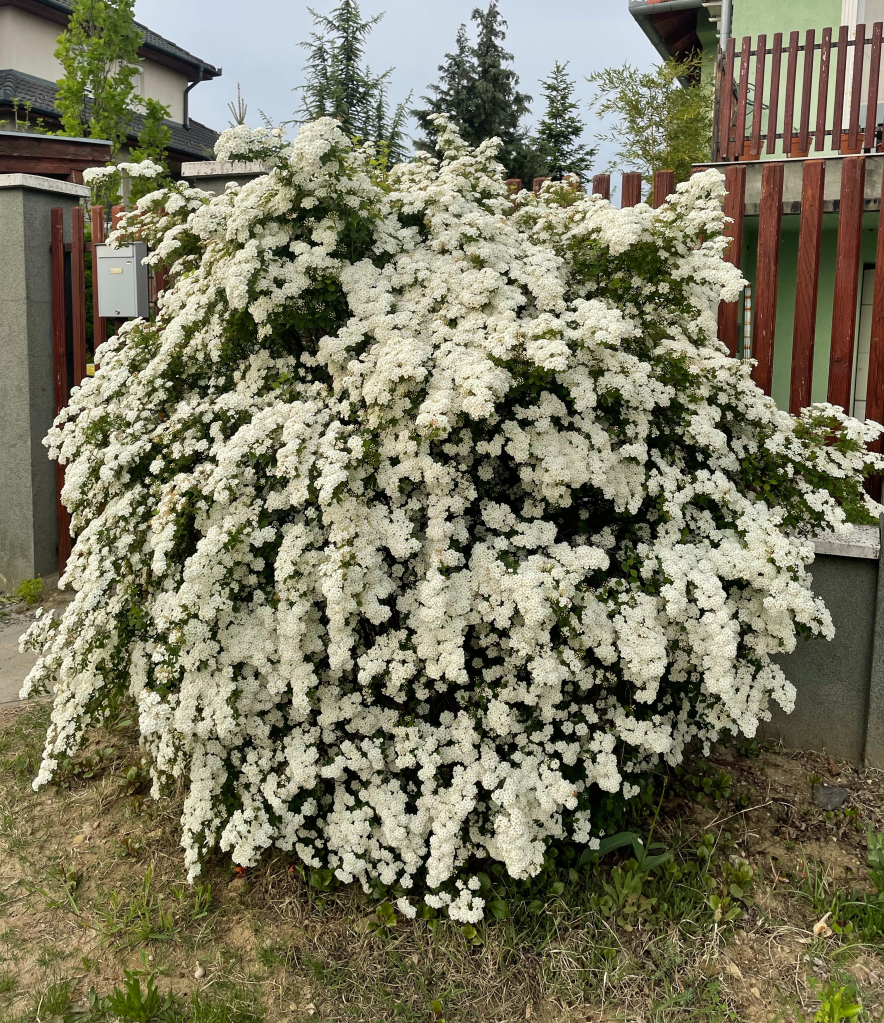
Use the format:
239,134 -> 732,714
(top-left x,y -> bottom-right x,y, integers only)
714,23 -> 884,162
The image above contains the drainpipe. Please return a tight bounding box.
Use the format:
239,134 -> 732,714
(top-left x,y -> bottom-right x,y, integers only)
183,63 -> 206,129
720,0 -> 733,43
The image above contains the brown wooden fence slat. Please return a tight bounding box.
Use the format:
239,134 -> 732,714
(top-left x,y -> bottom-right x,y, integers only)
782,31 -> 800,156
849,24 -> 866,150
717,165 -> 746,358
111,204 -> 125,230
70,205 -> 87,388
721,36 -> 737,160
734,36 -> 752,158
592,173 -> 610,199
750,34 -> 767,156
828,156 -> 866,408
767,33 -> 784,155
50,207 -> 71,575
752,162 -> 784,394
798,29 -> 815,154
90,205 -> 107,359
815,27 -> 832,151
621,172 -> 643,208
865,159 -> 884,500
652,169 -> 675,208
789,161 -> 826,414
866,22 -> 883,149
833,24 -> 850,150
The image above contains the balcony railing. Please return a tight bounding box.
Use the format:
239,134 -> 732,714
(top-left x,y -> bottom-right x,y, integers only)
714,23 -> 884,162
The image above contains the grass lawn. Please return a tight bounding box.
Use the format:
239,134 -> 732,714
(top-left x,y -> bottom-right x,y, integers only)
1,698 -> 883,1023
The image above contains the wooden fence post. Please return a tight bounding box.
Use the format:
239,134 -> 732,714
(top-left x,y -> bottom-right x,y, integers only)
621,172 -> 643,208
720,36 -> 736,160
91,205 -> 107,358
865,162 -> 884,500
734,36 -> 752,159
71,206 -> 87,387
815,28 -> 832,151
50,208 -> 72,574
652,170 -> 675,209
828,156 -> 866,409
750,33 -> 767,157
592,173 -> 610,200
717,165 -> 747,358
789,160 -> 826,415
752,162 -> 784,394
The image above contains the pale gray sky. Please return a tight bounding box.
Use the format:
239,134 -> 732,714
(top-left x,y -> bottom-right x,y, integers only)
135,0 -> 656,174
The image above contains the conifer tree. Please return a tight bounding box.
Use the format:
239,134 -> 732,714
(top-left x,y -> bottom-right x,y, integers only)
534,61 -> 595,181
414,2 -> 539,181
297,0 -> 409,163
54,0 -> 143,156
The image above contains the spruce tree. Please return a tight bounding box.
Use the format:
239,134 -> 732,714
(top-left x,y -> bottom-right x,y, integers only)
414,2 -> 539,181
534,61 -> 595,181
54,0 -> 143,156
296,0 -> 409,163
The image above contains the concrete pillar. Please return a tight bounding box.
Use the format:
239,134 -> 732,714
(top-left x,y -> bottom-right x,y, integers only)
865,517 -> 884,769
0,173 -> 90,592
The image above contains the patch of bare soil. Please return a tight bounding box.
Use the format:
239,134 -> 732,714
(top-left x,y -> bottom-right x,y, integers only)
1,701 -> 882,1023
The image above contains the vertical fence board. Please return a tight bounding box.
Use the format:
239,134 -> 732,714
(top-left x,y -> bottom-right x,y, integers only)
828,156 -> 866,408
789,161 -> 826,414
815,27 -> 833,151
717,165 -> 747,358
865,159 -> 884,499
782,31 -> 800,155
111,204 -> 125,230
621,172 -> 643,208
798,29 -> 815,154
767,33 -> 784,155
721,36 -> 737,160
833,24 -> 850,150
751,34 -> 767,156
50,208 -> 71,575
592,173 -> 611,199
70,206 -> 87,387
752,162 -> 784,394
652,169 -> 675,208
90,205 -> 106,359
734,36 -> 752,157
866,22 -> 883,148
849,24 -> 866,150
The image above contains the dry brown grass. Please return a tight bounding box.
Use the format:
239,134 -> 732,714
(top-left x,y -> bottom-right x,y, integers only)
1,698 -> 883,1023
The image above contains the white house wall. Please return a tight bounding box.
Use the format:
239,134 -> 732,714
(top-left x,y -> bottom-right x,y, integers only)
0,7 -> 64,82
139,62 -> 186,123
0,6 -> 188,125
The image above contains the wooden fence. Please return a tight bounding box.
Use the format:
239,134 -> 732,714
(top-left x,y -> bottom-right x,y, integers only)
715,23 -> 884,163
50,202 -> 163,572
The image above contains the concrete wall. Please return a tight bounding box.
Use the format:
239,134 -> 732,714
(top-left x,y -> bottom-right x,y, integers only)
765,523 -> 884,767
180,161 -> 267,195
0,173 -> 89,592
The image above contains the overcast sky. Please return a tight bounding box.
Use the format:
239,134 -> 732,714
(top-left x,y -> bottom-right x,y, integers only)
134,0 -> 656,174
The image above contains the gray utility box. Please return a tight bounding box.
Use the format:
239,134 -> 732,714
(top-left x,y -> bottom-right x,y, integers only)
95,242 -> 149,318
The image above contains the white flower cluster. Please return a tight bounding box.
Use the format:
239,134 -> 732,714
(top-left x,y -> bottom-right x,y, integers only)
22,117 -> 883,919
83,159 -> 164,184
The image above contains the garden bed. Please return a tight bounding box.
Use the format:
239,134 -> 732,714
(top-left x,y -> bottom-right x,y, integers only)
2,699 -> 882,1023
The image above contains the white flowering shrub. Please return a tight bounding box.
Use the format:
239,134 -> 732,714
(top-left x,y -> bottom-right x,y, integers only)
22,118 -> 883,921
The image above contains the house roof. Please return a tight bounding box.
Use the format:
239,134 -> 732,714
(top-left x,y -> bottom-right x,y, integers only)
628,0 -> 712,63
0,69 -> 219,161
0,0 -> 221,81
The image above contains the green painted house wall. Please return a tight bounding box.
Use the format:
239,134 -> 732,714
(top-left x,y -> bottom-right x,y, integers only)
731,0 -> 841,40
740,214 -> 879,412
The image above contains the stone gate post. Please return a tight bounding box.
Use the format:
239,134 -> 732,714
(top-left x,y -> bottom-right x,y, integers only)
0,173 -> 90,592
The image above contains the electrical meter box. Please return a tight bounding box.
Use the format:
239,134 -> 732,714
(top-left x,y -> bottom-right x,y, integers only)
95,243 -> 149,318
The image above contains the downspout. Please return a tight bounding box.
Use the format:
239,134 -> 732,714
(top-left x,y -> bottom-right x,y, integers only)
720,0 -> 733,44
183,63 -> 205,129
